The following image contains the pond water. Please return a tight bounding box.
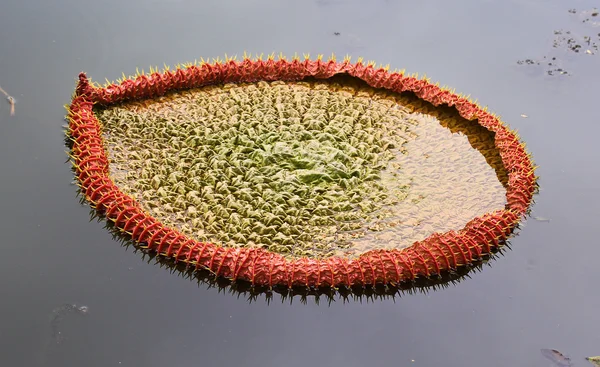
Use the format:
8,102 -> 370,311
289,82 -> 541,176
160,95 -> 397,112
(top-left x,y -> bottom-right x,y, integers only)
0,0 -> 598,366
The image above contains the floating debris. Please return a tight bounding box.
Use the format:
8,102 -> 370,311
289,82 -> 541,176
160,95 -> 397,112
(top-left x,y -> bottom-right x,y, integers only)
516,59 -> 538,65
577,8 -> 600,26
520,114 -> 528,118
0,83 -> 15,116
38,303 -> 89,367
50,303 -> 89,344
533,216 -> 551,222
517,8 -> 600,77
541,349 -> 573,367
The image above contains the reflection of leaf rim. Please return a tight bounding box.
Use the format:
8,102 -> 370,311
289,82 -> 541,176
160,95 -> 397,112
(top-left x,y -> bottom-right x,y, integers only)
66,54 -> 538,289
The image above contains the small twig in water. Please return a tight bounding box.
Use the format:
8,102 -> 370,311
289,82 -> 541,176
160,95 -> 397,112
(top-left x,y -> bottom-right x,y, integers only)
0,84 -> 15,116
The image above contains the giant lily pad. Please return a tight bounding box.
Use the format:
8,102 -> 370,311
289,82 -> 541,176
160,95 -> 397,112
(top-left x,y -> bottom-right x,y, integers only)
66,55 -> 537,290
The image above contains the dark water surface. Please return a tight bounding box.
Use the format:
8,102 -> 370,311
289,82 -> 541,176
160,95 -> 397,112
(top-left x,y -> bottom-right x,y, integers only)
1,0 -> 599,366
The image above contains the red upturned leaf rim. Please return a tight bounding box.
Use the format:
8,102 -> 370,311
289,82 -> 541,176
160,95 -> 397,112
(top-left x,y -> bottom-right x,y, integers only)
66,55 -> 538,289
